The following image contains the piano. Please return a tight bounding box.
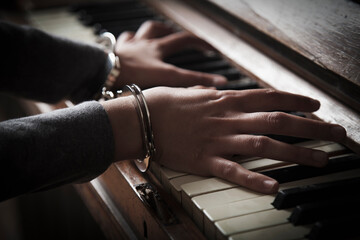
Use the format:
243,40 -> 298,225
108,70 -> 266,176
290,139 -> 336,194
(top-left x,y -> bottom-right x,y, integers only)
3,0 -> 360,239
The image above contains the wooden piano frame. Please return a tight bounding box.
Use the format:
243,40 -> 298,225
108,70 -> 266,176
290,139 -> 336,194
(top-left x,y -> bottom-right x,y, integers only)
70,0 -> 360,239
16,0 -> 360,239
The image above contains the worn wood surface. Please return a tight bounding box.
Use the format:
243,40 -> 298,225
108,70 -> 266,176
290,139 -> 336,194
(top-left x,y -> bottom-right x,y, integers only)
89,161 -> 206,240
148,0 -> 360,154
207,0 -> 360,86
185,0 -> 360,113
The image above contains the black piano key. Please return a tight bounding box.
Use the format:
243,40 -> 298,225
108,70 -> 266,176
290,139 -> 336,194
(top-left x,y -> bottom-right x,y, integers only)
179,60 -> 230,72
165,51 -> 222,66
211,68 -> 242,81
289,196 -> 360,226
264,134 -> 308,144
307,215 -> 360,240
216,78 -> 260,90
97,24 -> 141,36
77,2 -> 146,17
93,18 -> 151,34
272,176 -> 360,209
81,8 -> 155,26
70,1 -> 139,13
73,1 -> 257,88
261,153 -> 359,184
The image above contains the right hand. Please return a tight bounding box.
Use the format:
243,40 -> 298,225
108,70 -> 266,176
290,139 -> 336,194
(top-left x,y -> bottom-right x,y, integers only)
103,87 -> 346,194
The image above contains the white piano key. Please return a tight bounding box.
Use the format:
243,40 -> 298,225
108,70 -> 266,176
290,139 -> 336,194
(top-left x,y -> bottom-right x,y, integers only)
241,158 -> 287,171
161,167 -> 187,180
193,187 -> 263,235
204,168 -> 360,239
239,142 -> 346,172
29,9 -> 97,45
204,195 -> 274,240
169,175 -> 206,203
181,178 -> 237,216
160,166 -> 188,193
313,142 -> 346,153
229,223 -> 310,240
205,195 -> 274,223
215,209 -> 292,239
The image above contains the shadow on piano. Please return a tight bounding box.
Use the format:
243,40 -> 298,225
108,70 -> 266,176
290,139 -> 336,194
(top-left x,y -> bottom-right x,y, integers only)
4,0 -> 360,239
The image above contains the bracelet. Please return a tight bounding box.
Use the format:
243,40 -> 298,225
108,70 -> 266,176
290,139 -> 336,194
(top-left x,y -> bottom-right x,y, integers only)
96,32 -> 121,100
121,84 -> 156,172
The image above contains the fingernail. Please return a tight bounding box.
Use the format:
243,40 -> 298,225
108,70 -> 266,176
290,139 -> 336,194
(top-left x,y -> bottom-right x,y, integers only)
312,99 -> 320,108
213,77 -> 227,86
312,151 -> 328,166
263,180 -> 278,192
331,125 -> 346,140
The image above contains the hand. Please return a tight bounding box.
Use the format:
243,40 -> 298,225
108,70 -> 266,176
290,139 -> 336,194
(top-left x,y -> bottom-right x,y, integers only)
144,87 -> 346,194
103,87 -> 346,194
113,21 -> 227,89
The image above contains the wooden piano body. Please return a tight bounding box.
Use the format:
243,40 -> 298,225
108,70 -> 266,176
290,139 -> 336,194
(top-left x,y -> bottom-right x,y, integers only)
4,0 -> 360,239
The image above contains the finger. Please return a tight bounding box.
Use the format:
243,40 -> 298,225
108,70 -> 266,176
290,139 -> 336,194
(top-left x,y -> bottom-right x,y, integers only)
209,158 -> 279,194
158,31 -> 214,57
188,85 -> 217,90
233,112 -> 346,142
117,31 -> 135,43
220,88 -> 321,113
134,21 -> 175,39
219,135 -> 329,167
163,65 -> 228,87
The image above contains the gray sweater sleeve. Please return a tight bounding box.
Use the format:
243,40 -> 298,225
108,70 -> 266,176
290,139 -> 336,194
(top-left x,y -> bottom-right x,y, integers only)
0,20 -> 111,103
0,101 -> 114,201
0,21 -> 116,201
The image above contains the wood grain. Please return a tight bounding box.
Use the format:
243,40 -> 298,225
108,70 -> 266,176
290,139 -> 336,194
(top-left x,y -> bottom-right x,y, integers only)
196,0 -> 360,112
208,0 -> 360,86
148,0 -> 360,154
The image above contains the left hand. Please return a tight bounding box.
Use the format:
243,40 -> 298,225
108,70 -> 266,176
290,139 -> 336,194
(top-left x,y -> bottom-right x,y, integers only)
113,21 -> 228,89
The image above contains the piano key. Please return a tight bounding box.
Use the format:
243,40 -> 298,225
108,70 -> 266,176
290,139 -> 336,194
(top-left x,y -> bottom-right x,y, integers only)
273,174 -> 360,209
229,223 -> 310,240
205,195 -> 275,229
70,1 -> 141,13
216,78 -> 260,90
211,68 -> 242,81
28,8 -> 97,44
289,195 -> 360,225
179,60 -> 232,72
192,187 -> 263,234
235,140 -> 331,164
93,18 -> 150,34
202,168 -> 360,239
160,167 -> 187,181
237,142 -> 347,172
165,51 -> 222,66
181,178 -> 237,216
307,214 -> 360,240
240,158 -> 288,171
215,209 -> 292,240
178,141 -> 344,234
160,167 -> 188,192
80,8 -> 155,26
168,175 -> 206,203
261,148 -> 355,184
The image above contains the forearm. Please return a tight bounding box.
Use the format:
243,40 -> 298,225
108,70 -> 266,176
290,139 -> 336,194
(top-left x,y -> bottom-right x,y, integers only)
0,101 -> 114,201
0,21 -> 110,103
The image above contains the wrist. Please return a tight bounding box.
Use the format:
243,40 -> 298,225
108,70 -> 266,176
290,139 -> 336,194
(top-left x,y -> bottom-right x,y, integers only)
101,96 -> 143,162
